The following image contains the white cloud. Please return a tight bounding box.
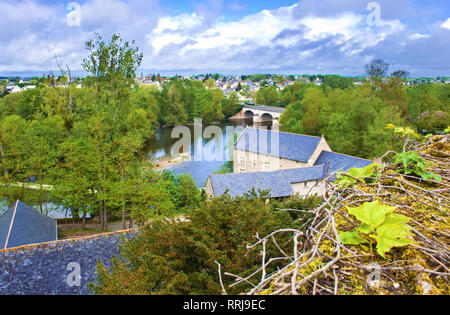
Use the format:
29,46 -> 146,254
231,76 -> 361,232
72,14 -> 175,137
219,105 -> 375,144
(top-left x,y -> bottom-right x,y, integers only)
0,0 -> 448,76
409,33 -> 430,40
441,18 -> 450,29
144,3 -> 408,72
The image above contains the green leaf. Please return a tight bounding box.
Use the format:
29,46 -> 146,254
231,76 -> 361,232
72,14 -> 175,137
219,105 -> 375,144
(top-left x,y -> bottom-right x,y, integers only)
347,201 -> 396,228
335,163 -> 381,187
383,213 -> 411,226
374,223 -> 413,258
393,151 -> 440,182
357,224 -> 375,235
347,163 -> 380,179
339,230 -> 368,245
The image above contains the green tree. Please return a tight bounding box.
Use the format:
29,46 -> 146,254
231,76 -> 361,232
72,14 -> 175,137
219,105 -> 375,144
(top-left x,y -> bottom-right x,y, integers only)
90,193 -> 295,295
365,59 -> 389,78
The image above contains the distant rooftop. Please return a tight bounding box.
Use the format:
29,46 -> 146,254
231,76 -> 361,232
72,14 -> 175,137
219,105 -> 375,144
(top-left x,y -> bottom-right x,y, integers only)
234,128 -> 322,163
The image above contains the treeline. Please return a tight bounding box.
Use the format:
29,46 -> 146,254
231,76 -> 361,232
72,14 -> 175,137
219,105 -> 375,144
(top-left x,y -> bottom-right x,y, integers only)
91,191 -> 322,295
138,79 -> 242,126
255,78 -> 449,159
0,34 -> 215,229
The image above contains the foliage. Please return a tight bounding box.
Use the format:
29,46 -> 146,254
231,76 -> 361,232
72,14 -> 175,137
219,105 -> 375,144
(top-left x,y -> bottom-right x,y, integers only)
339,201 -> 413,258
385,124 -> 422,141
335,163 -> 381,187
365,59 -> 389,78
393,151 -> 442,182
223,132 -> 449,295
90,193 -> 296,295
214,161 -> 233,174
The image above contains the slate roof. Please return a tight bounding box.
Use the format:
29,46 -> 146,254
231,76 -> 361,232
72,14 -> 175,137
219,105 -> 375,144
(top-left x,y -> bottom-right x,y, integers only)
234,128 -> 322,163
208,165 -> 326,198
314,151 -> 373,180
165,160 -> 224,187
0,200 -> 58,249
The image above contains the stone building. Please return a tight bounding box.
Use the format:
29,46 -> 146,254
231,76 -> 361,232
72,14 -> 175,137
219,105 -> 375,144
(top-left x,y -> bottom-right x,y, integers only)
206,127 -> 373,199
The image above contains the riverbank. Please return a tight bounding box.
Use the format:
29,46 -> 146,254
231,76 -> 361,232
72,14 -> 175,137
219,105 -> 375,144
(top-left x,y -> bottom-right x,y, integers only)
153,152 -> 191,170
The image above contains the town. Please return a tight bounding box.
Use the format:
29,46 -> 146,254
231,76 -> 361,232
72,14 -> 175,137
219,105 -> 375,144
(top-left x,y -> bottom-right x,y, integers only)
0,0 -> 448,299
1,73 -> 449,99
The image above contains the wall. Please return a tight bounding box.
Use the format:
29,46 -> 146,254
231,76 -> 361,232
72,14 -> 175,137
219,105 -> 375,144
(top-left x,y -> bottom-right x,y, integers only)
234,148 -> 308,173
291,180 -> 325,196
0,229 -> 136,295
308,137 -> 332,165
205,178 -> 214,197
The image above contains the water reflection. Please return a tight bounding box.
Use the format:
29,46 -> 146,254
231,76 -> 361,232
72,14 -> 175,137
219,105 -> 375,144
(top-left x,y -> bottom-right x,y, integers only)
0,198 -> 90,219
143,119 -> 273,187
0,119 -> 273,214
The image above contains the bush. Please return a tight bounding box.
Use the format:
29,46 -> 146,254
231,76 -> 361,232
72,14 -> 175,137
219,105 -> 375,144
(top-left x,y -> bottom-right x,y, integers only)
90,193 -> 296,295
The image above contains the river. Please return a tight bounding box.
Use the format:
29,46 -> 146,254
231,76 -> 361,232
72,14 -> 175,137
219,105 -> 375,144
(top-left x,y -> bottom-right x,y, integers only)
0,118 -> 272,218
143,118 -> 272,187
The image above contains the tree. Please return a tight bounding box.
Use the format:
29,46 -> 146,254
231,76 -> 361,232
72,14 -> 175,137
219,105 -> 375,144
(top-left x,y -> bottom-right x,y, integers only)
391,70 -> 410,79
90,193 -> 295,295
365,59 -> 389,78
60,33 -> 148,231
222,93 -> 242,118
82,33 -> 143,93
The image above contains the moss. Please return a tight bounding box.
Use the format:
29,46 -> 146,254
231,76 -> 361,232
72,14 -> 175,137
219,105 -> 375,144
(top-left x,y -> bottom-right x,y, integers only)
253,134 -> 449,295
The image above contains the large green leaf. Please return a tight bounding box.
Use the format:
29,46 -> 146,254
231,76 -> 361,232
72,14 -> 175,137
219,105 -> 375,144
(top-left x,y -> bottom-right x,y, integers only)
393,152 -> 441,182
383,213 -> 411,226
374,223 -> 413,258
347,201 -> 396,228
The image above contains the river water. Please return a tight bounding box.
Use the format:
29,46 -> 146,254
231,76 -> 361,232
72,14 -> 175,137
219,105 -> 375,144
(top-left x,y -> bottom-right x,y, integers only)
143,118 -> 272,187
0,118 -> 272,218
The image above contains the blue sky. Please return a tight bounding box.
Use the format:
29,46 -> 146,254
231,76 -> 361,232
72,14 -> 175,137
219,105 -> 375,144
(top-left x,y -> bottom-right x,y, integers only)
0,0 -> 449,76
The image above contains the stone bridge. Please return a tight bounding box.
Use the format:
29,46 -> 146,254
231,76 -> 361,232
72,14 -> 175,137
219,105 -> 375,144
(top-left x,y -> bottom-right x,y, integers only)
241,105 -> 285,123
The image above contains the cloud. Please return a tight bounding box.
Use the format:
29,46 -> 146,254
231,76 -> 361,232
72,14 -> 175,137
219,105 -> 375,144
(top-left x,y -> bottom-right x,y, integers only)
442,18 -> 450,29
144,3 -> 411,74
0,0 -> 448,76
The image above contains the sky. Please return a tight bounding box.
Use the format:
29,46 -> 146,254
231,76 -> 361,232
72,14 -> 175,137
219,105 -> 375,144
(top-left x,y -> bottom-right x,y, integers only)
0,0 -> 449,77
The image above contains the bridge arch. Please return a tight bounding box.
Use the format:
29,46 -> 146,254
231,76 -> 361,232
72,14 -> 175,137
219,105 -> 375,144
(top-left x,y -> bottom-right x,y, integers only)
260,113 -> 274,122
243,110 -> 255,118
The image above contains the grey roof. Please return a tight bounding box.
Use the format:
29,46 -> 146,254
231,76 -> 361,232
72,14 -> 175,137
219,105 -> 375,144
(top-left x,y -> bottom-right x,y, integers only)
242,105 -> 286,113
234,128 -> 322,163
209,165 -> 326,198
0,200 -> 57,249
314,151 -> 373,180
165,160 -> 224,188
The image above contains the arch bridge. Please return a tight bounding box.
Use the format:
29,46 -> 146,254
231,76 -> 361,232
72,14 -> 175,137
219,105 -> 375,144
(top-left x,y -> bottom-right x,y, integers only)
241,105 -> 285,123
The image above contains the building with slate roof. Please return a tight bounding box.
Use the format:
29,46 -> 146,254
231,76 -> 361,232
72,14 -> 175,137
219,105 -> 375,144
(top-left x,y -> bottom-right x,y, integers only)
206,127 -> 373,198
0,200 -> 58,250
233,127 -> 331,173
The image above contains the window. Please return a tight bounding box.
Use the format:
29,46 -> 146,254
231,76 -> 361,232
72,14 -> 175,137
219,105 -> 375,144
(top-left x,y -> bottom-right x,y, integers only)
264,161 -> 271,170
304,182 -> 308,188
239,168 -> 246,173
